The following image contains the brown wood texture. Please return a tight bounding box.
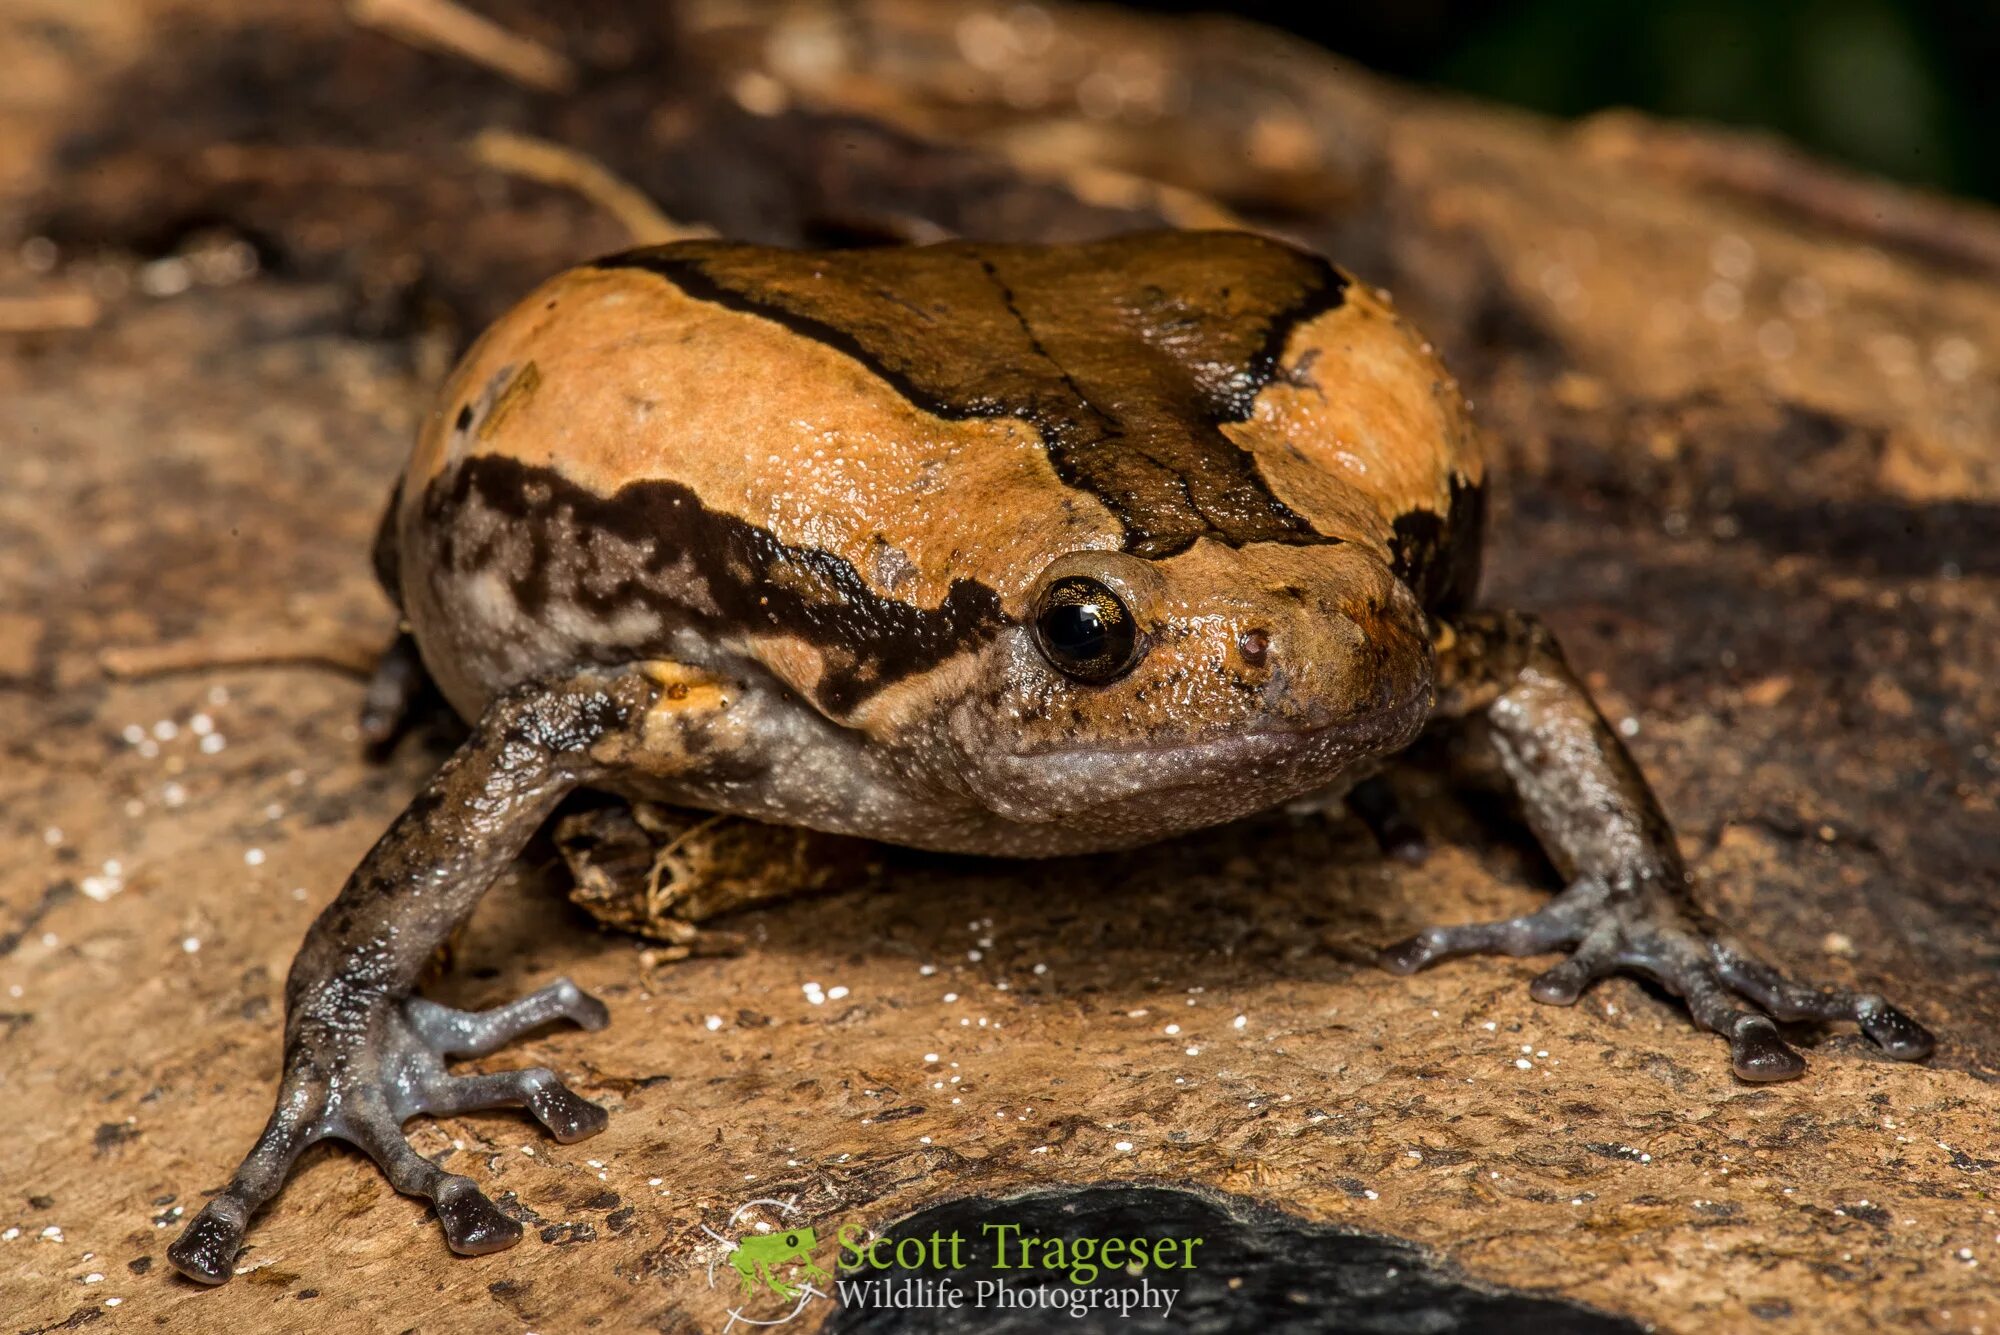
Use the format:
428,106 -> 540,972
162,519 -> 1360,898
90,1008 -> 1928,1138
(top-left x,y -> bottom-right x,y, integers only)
1,2 -> 1995,1331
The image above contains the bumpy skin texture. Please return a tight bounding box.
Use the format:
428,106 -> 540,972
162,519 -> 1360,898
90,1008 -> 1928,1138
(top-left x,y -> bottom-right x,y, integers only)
171,232 -> 1931,1284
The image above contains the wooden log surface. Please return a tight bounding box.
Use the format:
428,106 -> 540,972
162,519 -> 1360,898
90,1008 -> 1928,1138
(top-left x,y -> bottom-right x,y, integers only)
1,1 -> 1995,1331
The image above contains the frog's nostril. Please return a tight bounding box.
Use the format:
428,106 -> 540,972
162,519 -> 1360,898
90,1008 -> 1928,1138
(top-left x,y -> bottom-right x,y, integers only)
1238,627 -> 1270,667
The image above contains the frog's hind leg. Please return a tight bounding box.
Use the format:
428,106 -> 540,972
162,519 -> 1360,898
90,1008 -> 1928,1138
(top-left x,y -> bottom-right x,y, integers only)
1381,610 -> 1935,1081
358,479 -> 439,752
358,630 -> 438,752
1346,774 -> 1430,865
169,663 -> 719,1285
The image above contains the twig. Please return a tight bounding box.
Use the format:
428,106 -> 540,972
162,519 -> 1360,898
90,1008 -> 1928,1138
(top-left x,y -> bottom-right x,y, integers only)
468,129 -> 711,245
100,635 -> 382,681
0,290 -> 101,334
347,0 -> 575,94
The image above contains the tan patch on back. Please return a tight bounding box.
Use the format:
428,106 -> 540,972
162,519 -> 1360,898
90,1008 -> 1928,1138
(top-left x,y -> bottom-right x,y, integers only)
413,266 -> 1119,613
1227,285 -> 1481,558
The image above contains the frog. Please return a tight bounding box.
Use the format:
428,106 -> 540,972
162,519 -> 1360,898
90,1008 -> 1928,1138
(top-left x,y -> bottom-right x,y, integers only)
168,230 -> 1934,1285
728,1227 -> 830,1300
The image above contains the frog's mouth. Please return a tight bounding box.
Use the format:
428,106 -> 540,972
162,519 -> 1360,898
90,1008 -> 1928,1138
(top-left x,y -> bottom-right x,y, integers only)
969,693 -> 1429,831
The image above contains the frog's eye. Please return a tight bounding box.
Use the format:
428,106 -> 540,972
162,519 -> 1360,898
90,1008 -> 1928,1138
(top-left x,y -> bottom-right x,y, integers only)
1033,576 -> 1141,683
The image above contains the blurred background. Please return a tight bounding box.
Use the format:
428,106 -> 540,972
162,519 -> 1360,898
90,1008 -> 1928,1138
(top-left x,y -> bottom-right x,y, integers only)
1145,0 -> 2000,203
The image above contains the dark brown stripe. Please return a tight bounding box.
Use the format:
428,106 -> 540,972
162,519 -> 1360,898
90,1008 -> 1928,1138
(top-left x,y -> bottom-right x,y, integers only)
594,234 -> 1348,559
1389,473 -> 1486,616
425,455 -> 1006,716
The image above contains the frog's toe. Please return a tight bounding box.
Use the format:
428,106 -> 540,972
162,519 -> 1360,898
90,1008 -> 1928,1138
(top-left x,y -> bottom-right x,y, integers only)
423,1067 -> 609,1143
345,1106 -> 525,1256
1709,945 -> 1936,1062
435,1181 -> 524,1255
405,976 -> 610,1055
170,1109 -> 327,1284
1377,888 -> 1588,975
167,1194 -> 252,1284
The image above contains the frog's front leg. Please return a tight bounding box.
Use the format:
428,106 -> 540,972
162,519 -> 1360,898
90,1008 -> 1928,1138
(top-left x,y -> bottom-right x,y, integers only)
169,665 -> 694,1284
1380,610 -> 1935,1080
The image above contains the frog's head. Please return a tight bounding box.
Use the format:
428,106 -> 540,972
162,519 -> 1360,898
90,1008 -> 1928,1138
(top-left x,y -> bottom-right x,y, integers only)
939,539 -> 1434,843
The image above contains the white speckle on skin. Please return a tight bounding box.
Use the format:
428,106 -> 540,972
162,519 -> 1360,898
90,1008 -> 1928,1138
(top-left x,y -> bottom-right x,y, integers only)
704,1015 -> 723,1031
153,720 -> 178,741
1233,1015 -> 1247,1029
244,848 -> 265,866
943,992 -> 958,1003
1164,1024 -> 1180,1035
1515,1058 -> 1532,1070
1114,1141 -> 1134,1152
189,713 -> 214,736
827,985 -> 849,1000
181,937 -> 200,954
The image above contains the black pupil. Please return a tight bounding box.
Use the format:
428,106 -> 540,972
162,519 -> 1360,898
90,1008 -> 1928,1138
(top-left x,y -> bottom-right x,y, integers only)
1044,601 -> 1108,661
1035,577 -> 1136,681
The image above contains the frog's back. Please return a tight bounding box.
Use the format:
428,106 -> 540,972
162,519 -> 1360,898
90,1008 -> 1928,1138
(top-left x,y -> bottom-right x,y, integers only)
395,232 -> 1482,722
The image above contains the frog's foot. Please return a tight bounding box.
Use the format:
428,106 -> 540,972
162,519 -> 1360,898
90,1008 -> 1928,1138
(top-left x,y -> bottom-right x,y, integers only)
168,977 -> 609,1285
1346,775 -> 1430,866
1377,873 -> 1934,1081
359,631 -> 437,754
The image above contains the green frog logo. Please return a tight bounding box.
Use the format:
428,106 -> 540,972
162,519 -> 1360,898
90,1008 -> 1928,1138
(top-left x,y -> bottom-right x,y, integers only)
704,1196 -> 832,1331
729,1226 -> 830,1299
